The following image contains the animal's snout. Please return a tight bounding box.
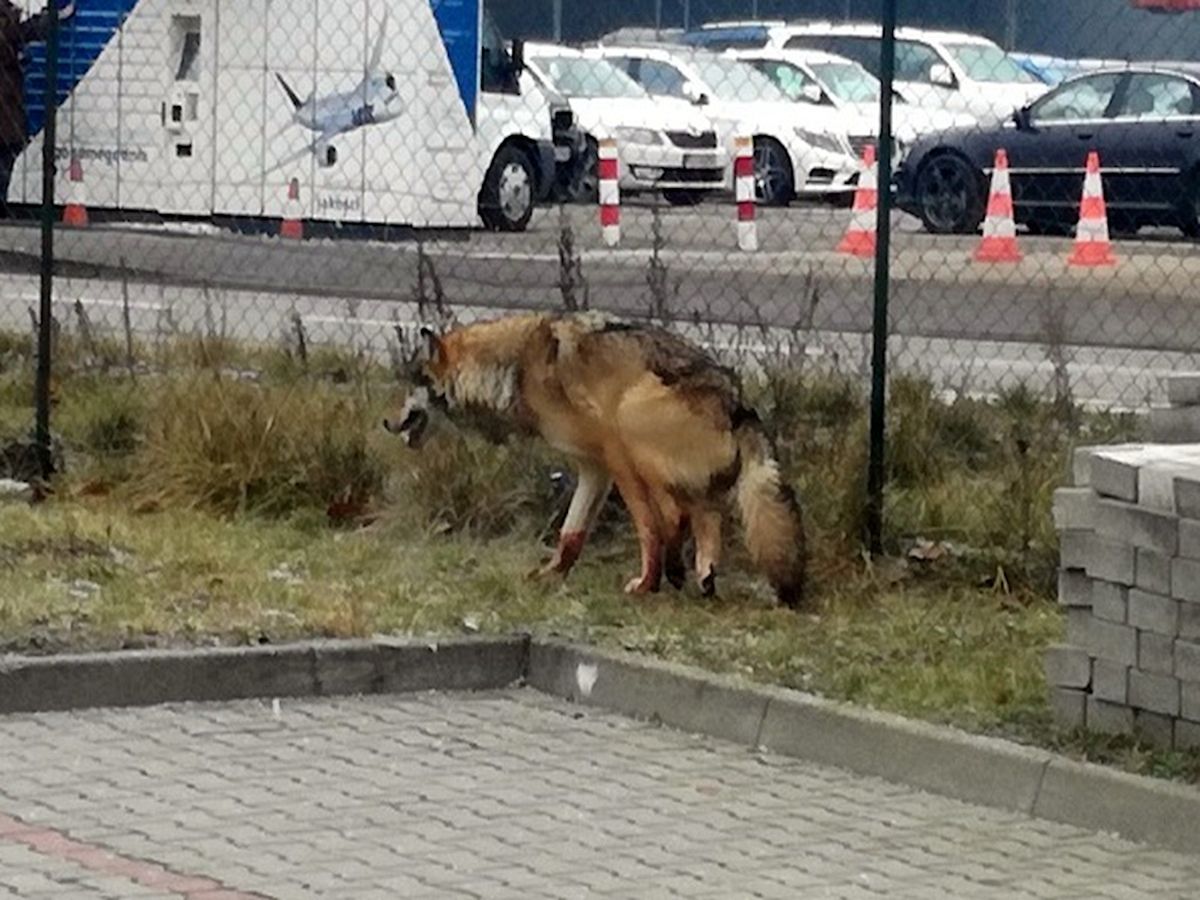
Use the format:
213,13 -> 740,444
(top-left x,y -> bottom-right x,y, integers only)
382,408 -> 429,448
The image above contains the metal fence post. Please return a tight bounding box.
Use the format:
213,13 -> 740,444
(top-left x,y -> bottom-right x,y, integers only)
34,6 -> 60,481
866,0 -> 898,556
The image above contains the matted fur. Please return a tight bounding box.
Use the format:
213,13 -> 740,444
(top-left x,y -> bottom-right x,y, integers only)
385,312 -> 807,606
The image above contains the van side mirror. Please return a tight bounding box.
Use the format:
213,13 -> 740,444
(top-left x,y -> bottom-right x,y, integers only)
510,39 -> 525,74
1013,105 -> 1032,131
682,80 -> 709,106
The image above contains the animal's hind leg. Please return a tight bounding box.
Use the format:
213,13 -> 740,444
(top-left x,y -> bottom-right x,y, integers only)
653,490 -> 689,591
607,457 -> 665,594
533,461 -> 611,578
692,507 -> 723,597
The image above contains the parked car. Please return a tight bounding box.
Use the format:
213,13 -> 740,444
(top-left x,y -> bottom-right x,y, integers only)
524,43 -> 725,205
683,20 -> 1048,123
1008,52 -> 1132,87
589,43 -> 859,205
895,64 -> 1200,237
730,47 -> 977,161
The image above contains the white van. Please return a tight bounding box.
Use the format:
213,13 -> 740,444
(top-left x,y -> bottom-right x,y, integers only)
685,21 -> 1048,122
13,0 -> 563,232
524,43 -> 725,205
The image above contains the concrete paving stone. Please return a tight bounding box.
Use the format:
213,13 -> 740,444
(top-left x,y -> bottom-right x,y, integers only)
1176,638 -> 1200,682
1091,659 -> 1130,704
1086,696 -> 1135,734
1129,669 -> 1181,716
2,691 -> 1200,899
1052,487 -> 1095,531
1088,619 -> 1139,666
1176,719 -> 1200,750
1182,681 -> 1200,720
1066,606 -> 1093,647
1095,498 -> 1179,555
1093,581 -> 1130,622
1085,534 -> 1137,585
1129,589 -> 1181,635
1181,599 -> 1200,640
1133,709 -> 1175,749
1138,630 -> 1176,676
1171,557 -> 1200,603
1135,547 -> 1173,596
1089,453 -> 1140,502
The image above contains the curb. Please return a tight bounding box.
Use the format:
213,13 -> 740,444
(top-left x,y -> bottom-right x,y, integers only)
2,634 -> 1199,855
0,636 -> 528,714
528,640 -> 1200,857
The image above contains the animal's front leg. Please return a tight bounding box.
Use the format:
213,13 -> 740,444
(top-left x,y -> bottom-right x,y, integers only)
533,462 -> 611,578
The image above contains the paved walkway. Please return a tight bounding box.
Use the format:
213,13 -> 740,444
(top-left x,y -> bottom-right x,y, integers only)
0,690 -> 1198,899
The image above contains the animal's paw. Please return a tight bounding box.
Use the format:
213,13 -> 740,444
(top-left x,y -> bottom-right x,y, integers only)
623,574 -> 661,595
699,566 -> 717,598
527,560 -> 567,582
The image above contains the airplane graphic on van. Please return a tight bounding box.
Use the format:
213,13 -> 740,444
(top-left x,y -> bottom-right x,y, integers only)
272,9 -> 402,170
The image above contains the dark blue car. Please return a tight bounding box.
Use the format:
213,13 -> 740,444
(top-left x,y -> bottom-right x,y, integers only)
895,64 -> 1200,237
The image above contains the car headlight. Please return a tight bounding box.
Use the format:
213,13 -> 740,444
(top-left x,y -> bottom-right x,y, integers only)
612,127 -> 662,146
793,127 -> 849,156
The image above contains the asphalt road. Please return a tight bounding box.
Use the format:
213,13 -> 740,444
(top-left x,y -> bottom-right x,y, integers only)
0,203 -> 1197,354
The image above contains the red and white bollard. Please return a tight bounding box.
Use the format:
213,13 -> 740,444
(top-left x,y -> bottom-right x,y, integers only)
62,155 -> 89,228
733,135 -> 756,252
598,138 -> 620,247
280,176 -> 304,240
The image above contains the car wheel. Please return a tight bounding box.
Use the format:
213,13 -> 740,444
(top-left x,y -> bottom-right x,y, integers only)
753,137 -> 794,207
564,137 -> 599,204
914,153 -> 985,234
479,144 -> 536,232
662,189 -> 707,207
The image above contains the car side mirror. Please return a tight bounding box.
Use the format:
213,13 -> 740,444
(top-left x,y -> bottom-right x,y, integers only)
510,39 -> 525,74
682,80 -> 709,106
1012,105 -> 1032,131
800,82 -> 823,104
929,63 -> 956,89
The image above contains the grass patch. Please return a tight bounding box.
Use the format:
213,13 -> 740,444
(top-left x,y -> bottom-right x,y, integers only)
1,329 -> 1185,782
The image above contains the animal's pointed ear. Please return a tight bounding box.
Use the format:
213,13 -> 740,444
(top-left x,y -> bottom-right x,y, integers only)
419,326 -> 445,363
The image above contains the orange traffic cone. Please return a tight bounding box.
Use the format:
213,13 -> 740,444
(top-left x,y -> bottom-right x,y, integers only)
1068,151 -> 1116,267
837,143 -> 877,258
974,149 -> 1021,263
62,156 -> 88,228
280,177 -> 304,240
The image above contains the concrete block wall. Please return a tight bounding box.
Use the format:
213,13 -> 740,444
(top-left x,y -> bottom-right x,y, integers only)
1047,443 -> 1200,751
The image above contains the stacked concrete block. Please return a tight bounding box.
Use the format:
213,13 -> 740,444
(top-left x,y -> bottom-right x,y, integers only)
1150,373 -> 1200,443
1047,443 -> 1200,750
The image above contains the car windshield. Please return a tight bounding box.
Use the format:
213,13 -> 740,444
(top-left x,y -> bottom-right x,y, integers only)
531,55 -> 647,99
694,57 -> 786,102
810,61 -> 881,103
944,42 -> 1038,84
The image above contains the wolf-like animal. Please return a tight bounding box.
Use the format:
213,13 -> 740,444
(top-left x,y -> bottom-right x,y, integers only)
384,312 -> 806,606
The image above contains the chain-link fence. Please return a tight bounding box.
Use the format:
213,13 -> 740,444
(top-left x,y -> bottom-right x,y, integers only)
1,0 -> 1198,555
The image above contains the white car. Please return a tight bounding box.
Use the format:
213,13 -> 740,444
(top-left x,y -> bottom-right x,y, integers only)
685,21 -> 1048,123
524,43 -> 725,205
731,48 -> 977,159
590,44 -> 860,206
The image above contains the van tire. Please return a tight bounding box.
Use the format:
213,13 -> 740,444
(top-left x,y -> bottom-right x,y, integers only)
479,144 -> 536,232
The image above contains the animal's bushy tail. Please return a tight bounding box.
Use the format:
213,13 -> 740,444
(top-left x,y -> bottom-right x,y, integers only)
732,416 -> 806,608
